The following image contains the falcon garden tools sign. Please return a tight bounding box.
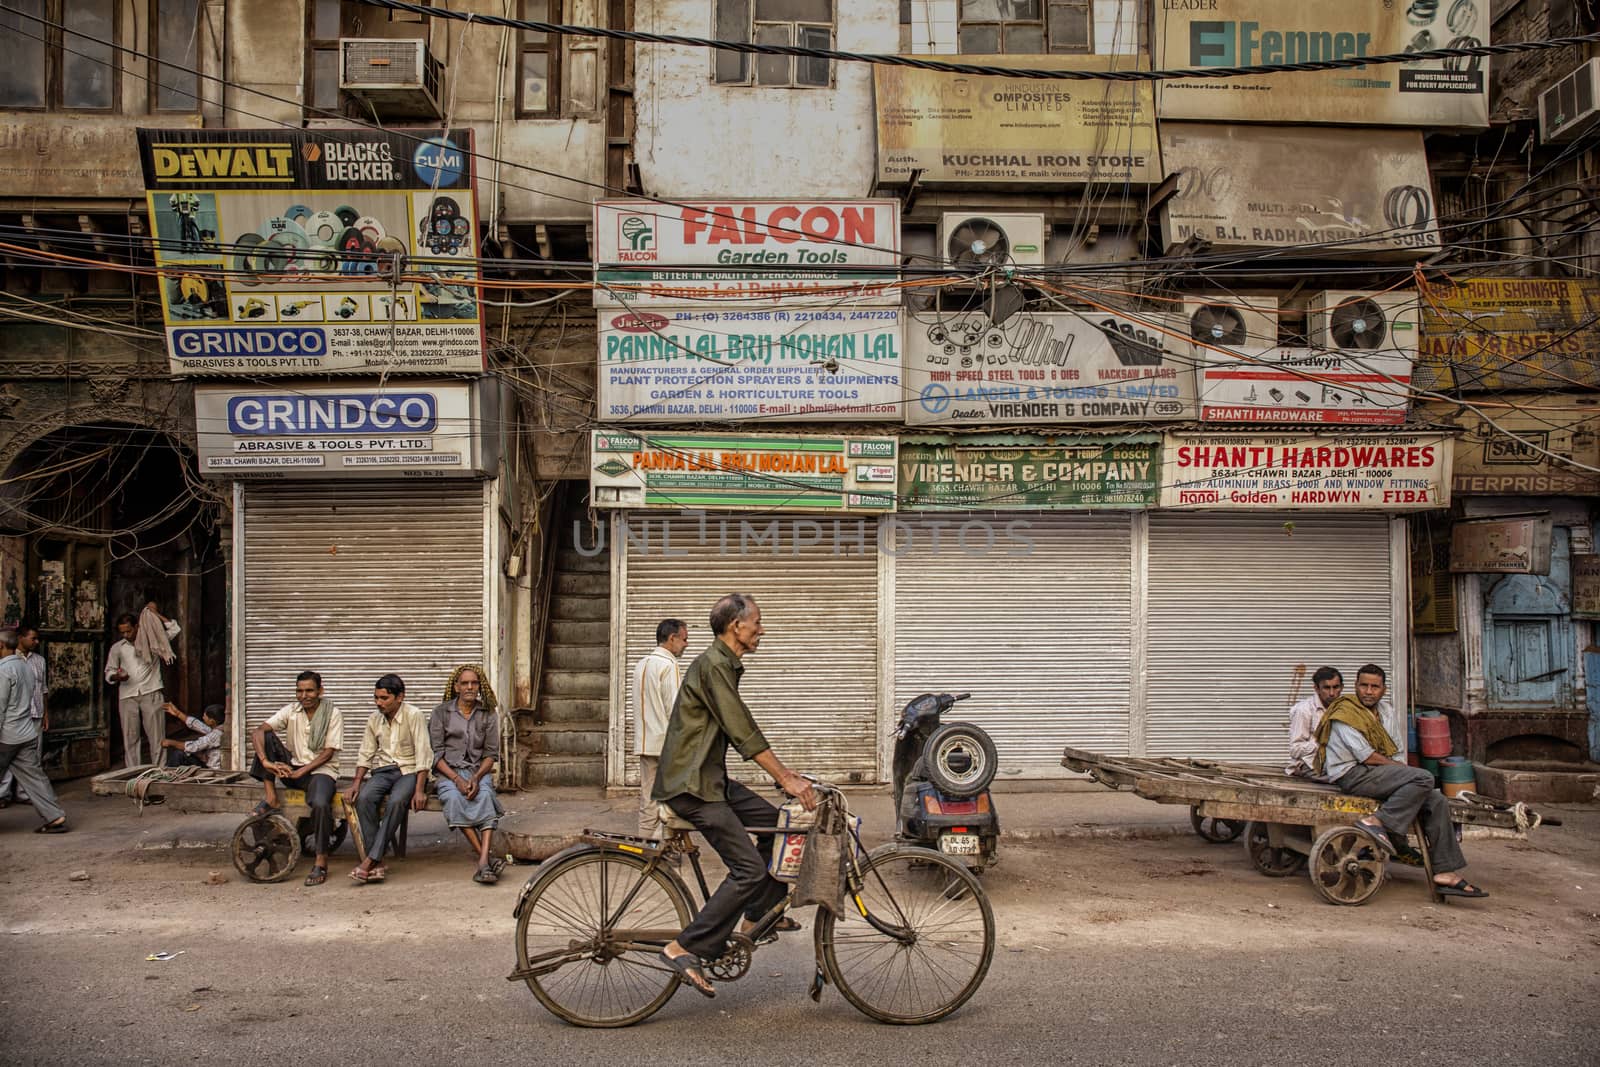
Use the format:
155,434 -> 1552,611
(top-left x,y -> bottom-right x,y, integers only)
138,128 -> 485,375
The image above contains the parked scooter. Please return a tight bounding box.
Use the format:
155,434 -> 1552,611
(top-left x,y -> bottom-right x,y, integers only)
892,691 -> 1000,873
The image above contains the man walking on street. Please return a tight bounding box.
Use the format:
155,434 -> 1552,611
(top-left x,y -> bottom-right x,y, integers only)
0,624 -> 46,807
104,603 -> 180,768
633,618 -> 687,842
1315,663 -> 1488,899
347,674 -> 432,885
0,629 -> 67,833
654,594 -> 816,999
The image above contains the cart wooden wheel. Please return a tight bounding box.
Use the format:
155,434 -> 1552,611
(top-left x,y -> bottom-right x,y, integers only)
1243,821 -> 1306,877
231,813 -> 301,883
1309,826 -> 1387,906
1190,806 -> 1246,843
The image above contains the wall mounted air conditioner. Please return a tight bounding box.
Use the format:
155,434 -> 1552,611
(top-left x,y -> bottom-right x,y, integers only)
340,38 -> 443,120
1183,297 -> 1279,348
1308,291 -> 1419,352
1538,57 -> 1600,144
938,213 -> 1047,269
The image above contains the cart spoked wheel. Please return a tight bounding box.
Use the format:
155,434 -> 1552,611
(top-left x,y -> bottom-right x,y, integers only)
232,813 -> 302,883
1243,821 -> 1306,877
1309,826 -> 1387,906
1190,806 -> 1246,843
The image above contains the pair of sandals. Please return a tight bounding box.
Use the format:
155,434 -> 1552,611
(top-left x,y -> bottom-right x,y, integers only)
1354,820 -> 1489,899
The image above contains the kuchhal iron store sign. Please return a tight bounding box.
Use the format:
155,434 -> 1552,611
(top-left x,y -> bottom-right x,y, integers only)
598,307 -> 903,422
1414,276 -> 1600,392
593,199 -> 901,306
1161,433 -> 1451,509
1154,1 -> 1491,128
195,382 -> 492,479
139,128 -> 485,375
589,431 -> 897,512
899,436 -> 1161,510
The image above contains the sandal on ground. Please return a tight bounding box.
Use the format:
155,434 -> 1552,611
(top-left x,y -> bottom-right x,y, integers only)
1392,843 -> 1426,868
368,865 -> 386,883
304,865 -> 327,886
1354,820 -> 1396,856
250,801 -> 281,818
1435,878 -> 1489,899
489,856 -> 507,876
658,950 -> 715,998
473,865 -> 498,885
35,819 -> 69,834
348,866 -> 371,884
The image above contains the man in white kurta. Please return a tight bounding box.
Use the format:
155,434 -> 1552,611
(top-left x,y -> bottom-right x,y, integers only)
633,618 -> 687,840
103,604 -> 180,767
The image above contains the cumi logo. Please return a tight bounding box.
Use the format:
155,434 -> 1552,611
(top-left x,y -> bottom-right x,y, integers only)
617,215 -> 656,260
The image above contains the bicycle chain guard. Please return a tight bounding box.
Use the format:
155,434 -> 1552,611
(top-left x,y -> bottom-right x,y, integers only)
705,933 -> 754,981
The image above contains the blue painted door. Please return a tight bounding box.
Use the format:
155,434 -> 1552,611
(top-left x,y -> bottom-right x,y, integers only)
1484,527 -> 1574,708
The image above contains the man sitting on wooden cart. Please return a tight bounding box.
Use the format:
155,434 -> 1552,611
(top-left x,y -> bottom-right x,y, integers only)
249,670 -> 344,887
1313,664 -> 1489,900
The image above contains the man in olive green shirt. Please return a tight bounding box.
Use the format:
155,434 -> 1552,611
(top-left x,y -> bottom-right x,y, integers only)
654,593 -> 816,999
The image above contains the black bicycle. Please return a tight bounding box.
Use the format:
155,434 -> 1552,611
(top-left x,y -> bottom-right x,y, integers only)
508,781 -> 994,1027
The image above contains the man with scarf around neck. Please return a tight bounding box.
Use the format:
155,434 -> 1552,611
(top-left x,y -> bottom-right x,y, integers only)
249,670 -> 344,886
1314,664 -> 1488,900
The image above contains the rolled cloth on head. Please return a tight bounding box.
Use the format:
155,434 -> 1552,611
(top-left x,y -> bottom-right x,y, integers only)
133,605 -> 176,666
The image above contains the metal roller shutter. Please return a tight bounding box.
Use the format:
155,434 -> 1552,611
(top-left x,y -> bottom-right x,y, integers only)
892,513 -> 1134,775
616,512 -> 880,786
239,483 -> 488,773
1145,513 -> 1392,759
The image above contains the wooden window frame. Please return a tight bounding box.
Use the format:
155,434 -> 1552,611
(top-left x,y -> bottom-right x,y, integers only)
150,0 -> 202,113
516,0 -> 562,117
304,0 -> 343,121
713,0 -> 835,88
1,0 -> 123,113
956,0 -> 1103,55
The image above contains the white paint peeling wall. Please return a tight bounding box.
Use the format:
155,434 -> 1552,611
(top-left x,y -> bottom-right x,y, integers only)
634,1 -> 900,198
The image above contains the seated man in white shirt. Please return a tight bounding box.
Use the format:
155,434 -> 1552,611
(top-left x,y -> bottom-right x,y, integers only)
1286,666 -> 1343,778
249,670 -> 343,887
159,702 -> 225,770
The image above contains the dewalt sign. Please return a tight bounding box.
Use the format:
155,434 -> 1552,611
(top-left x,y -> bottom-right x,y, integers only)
150,143 -> 297,182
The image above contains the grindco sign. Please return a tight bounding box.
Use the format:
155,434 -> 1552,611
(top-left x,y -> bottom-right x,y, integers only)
593,199 -> 901,306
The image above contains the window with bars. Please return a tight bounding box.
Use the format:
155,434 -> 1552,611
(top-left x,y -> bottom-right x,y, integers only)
713,0 -> 834,88
0,0 -> 123,111
518,0 -> 561,116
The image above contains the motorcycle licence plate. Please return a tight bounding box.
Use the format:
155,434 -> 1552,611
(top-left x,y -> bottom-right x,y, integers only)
939,833 -> 980,856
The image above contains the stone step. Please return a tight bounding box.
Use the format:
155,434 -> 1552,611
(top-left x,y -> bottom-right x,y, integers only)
550,594 -> 608,622
520,754 -> 604,787
545,644 -> 609,671
555,571 -> 608,597
555,547 -> 608,574
533,696 -> 609,724
523,721 -> 608,756
547,619 -> 609,646
540,669 -> 608,699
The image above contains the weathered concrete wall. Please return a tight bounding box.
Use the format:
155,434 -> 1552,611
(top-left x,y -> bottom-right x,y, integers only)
1414,632 -> 1466,711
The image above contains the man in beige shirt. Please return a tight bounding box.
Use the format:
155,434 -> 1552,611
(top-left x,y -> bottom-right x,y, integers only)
633,618 -> 687,841
249,670 -> 343,887
346,673 -> 432,884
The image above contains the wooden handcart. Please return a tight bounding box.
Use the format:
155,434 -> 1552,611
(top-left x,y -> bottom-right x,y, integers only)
1060,747 -> 1557,906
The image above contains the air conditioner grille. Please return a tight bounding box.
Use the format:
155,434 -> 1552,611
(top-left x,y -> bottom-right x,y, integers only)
344,40 -> 422,86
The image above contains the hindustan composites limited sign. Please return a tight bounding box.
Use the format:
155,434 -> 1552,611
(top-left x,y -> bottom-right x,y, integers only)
593,199 -> 901,306
1155,1 -> 1490,127
195,383 -> 484,479
138,127 -> 485,376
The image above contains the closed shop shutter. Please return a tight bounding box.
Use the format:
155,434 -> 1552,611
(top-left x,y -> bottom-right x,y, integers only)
892,513 -> 1134,775
617,512 -> 880,786
1145,513 -> 1393,759
239,483 -> 488,772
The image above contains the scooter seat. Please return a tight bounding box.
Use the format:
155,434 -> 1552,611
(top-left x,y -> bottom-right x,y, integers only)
658,804 -> 695,832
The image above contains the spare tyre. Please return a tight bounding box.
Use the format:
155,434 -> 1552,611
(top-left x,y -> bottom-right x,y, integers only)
922,721 -> 998,797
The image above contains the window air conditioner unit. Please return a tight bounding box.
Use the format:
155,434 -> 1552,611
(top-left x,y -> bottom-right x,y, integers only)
340,38 -> 443,120
939,213 -> 1047,269
1183,297 -> 1279,348
1308,291 -> 1419,353
1539,58 -> 1600,144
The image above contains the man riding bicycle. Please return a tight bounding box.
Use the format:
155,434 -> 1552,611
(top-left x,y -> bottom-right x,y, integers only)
654,593 -> 817,998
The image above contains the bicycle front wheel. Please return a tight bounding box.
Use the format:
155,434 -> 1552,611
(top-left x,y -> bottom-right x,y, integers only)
514,847 -> 692,1028
816,843 -> 995,1024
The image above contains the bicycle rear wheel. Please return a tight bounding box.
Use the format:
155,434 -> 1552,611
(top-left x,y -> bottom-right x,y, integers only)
816,843 -> 994,1024
514,847 -> 692,1028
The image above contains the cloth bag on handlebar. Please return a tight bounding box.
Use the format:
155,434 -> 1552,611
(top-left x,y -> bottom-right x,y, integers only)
792,795 -> 848,916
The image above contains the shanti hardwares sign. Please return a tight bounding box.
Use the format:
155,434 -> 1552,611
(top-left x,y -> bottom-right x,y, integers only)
1161,433 -> 1451,509
589,432 -> 898,512
899,436 -> 1160,510
593,199 -> 900,306
1155,1 -> 1490,128
906,311 -> 1197,426
598,307 -> 903,421
139,128 -> 484,375
194,382 -> 489,479
874,55 -> 1160,185
1416,276 -> 1600,392
1159,123 -> 1440,257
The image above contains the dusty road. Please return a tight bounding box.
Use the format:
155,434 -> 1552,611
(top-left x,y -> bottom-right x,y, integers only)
2,783 -> 1597,1066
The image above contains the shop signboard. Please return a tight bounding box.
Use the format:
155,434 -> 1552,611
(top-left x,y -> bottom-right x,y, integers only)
1572,555 -> 1600,620
899,436 -> 1161,510
1198,345 -> 1415,425
593,199 -> 900,306
1154,1 -> 1491,128
194,382 -> 491,479
1449,516 -> 1554,575
873,55 -> 1161,185
1159,123 -> 1439,257
589,431 -> 897,512
1414,398 -> 1600,495
906,311 -> 1197,426
1415,276 -> 1600,392
1160,432 -> 1451,509
597,307 -> 903,421
138,128 -> 484,375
